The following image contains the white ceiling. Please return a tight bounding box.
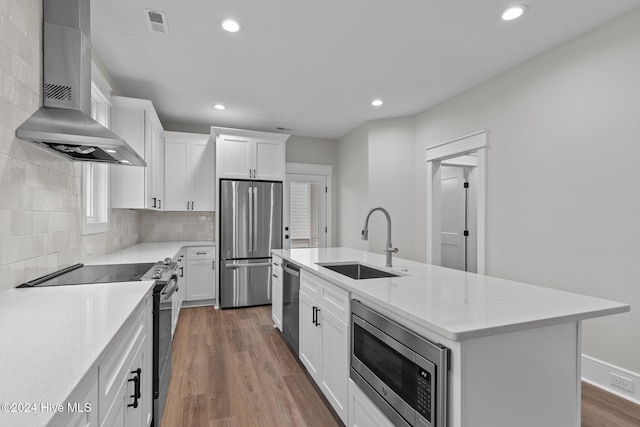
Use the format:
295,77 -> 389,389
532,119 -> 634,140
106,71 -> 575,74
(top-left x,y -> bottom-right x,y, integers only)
91,0 -> 640,139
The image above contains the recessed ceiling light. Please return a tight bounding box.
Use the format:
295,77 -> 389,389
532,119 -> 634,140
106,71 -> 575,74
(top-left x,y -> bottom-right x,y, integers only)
214,104 -> 226,110
221,19 -> 241,33
501,5 -> 528,21
371,99 -> 383,107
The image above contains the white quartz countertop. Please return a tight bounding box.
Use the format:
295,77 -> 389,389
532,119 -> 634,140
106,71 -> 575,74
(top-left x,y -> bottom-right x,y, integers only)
272,247 -> 630,341
87,240 -> 214,264
0,281 -> 154,427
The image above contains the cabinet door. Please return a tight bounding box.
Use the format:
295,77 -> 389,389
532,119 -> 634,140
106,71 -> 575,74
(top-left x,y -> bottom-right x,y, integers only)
218,135 -> 252,179
254,139 -> 284,181
189,137 -> 215,211
272,265 -> 283,330
110,107 -> 146,209
163,138 -> 189,211
153,125 -> 164,210
320,308 -> 349,423
299,290 -> 322,382
102,339 -> 146,427
348,379 -> 394,427
186,259 -> 215,300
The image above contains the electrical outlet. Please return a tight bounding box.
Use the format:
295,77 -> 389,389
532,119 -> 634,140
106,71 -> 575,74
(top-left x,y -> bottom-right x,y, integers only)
610,373 -> 635,393
86,243 -> 93,256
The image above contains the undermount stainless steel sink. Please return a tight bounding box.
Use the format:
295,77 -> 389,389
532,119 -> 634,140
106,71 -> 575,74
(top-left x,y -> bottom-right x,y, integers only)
316,262 -> 400,280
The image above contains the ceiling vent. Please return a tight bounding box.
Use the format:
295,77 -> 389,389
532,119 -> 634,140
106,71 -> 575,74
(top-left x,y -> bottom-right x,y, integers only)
144,9 -> 169,34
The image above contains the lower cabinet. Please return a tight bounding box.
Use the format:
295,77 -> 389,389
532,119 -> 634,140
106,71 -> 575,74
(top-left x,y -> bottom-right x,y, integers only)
185,246 -> 216,303
348,379 -> 394,427
172,250 -> 186,336
100,293 -> 153,427
271,256 -> 283,330
51,292 -> 152,427
299,271 -> 349,424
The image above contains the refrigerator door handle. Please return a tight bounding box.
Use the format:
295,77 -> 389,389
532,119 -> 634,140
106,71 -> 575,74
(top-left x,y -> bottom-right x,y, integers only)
225,262 -> 272,268
253,186 -> 258,255
248,185 -> 253,256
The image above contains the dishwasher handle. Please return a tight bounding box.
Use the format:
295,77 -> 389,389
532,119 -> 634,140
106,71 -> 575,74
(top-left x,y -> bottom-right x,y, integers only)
282,263 -> 300,277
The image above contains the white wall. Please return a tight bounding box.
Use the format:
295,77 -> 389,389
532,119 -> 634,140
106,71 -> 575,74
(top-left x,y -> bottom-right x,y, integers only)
367,117 -> 416,260
414,7 -> 640,373
336,124 -> 369,250
335,8 -> 640,374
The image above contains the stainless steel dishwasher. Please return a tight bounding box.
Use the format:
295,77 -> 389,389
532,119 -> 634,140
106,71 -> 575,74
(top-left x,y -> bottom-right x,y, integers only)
282,261 -> 300,355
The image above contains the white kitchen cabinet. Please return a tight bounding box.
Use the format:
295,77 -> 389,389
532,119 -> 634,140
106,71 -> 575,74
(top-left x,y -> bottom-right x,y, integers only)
100,293 -> 152,427
172,249 -> 186,336
110,96 -> 164,210
212,127 -> 289,181
185,246 -> 216,303
51,292 -> 152,427
163,131 -> 215,211
298,270 -> 349,423
271,256 -> 283,330
348,379 -> 394,427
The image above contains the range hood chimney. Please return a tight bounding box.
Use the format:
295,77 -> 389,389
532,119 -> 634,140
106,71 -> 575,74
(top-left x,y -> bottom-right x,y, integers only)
15,0 -> 145,166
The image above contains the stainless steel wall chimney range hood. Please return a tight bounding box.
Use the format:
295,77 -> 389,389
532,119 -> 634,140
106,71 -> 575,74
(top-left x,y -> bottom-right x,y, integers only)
15,0 -> 145,166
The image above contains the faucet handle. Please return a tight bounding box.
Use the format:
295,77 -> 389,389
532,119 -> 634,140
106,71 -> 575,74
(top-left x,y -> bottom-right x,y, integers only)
385,247 -> 398,254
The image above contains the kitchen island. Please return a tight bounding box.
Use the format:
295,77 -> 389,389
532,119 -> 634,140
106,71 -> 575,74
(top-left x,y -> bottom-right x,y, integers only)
272,247 -> 629,427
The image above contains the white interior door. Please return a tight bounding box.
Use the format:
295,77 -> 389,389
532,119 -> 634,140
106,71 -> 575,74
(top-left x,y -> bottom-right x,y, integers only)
441,166 -> 466,270
284,173 -> 328,249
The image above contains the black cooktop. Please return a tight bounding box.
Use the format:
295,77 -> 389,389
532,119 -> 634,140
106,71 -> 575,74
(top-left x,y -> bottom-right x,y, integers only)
18,263 -> 156,288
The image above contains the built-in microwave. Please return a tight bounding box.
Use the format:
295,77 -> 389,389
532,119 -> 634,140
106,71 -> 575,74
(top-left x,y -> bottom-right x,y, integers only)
351,300 -> 450,427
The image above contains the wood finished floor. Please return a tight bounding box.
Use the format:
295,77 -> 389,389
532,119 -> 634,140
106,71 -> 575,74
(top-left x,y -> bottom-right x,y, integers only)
162,306 -> 640,427
161,305 -> 343,426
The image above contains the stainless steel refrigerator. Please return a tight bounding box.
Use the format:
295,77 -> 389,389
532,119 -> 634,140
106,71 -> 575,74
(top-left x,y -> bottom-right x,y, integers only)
219,179 -> 282,308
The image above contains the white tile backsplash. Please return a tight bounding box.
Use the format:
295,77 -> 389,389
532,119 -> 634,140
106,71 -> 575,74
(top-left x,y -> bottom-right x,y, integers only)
0,1 -> 216,291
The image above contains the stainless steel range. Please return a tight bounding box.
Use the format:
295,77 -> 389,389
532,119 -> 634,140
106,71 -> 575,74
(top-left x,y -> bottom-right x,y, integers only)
19,259 -> 179,427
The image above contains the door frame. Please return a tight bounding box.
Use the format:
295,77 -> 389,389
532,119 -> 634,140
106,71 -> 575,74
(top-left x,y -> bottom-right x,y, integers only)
284,162 -> 333,249
426,130 -> 487,274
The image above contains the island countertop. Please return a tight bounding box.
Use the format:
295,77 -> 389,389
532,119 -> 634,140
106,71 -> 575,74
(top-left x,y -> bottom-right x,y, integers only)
272,247 -> 629,341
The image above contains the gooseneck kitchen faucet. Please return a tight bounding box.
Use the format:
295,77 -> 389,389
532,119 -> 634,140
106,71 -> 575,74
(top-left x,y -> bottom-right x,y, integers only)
361,207 -> 398,267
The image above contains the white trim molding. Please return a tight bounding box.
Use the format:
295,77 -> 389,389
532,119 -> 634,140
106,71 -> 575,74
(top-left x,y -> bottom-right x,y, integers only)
425,130 -> 488,274
582,354 -> 640,405
210,126 -> 290,142
286,162 -> 333,176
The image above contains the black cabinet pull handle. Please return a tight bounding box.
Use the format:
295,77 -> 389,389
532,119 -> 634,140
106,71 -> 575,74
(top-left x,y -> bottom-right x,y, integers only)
158,199 -> 161,209
127,368 -> 142,408
312,306 -> 321,326
180,267 -> 184,277
152,197 -> 157,208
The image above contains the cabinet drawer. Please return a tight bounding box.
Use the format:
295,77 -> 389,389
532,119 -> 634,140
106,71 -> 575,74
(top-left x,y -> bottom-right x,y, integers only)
99,301 -> 146,417
301,270 -> 349,324
272,256 -> 283,269
319,280 -> 349,324
187,246 -> 215,259
301,270 -> 322,297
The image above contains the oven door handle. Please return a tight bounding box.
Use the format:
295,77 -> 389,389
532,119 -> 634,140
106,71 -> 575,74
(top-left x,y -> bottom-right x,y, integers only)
161,276 -> 178,301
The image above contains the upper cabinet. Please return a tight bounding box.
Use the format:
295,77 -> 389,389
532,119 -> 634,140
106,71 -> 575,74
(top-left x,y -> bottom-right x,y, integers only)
212,127 -> 289,181
163,131 -> 215,211
110,96 -> 164,210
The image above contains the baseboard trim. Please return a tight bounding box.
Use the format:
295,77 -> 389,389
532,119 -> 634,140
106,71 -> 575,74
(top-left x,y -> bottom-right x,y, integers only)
582,354 -> 640,405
